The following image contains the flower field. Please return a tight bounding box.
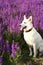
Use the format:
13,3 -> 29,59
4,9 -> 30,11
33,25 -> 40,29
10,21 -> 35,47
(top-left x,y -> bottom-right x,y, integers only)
0,0 -> 43,65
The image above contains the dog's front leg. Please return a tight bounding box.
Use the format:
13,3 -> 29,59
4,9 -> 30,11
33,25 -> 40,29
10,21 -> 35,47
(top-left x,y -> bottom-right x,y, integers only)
33,44 -> 37,57
29,46 -> 32,56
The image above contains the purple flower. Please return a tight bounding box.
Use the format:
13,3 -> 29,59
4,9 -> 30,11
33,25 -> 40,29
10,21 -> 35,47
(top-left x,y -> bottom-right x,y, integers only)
15,43 -> 19,50
40,21 -> 43,30
11,40 -> 19,58
0,35 -> 2,42
17,3 -> 28,12
29,61 -> 33,65
4,40 -> 10,52
0,56 -> 2,63
11,50 -> 16,58
11,41 -> 16,57
1,0 -> 43,32
33,17 -> 39,28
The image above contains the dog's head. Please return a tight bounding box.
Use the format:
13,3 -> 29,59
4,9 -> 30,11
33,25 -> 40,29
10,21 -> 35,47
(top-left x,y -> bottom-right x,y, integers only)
20,15 -> 33,31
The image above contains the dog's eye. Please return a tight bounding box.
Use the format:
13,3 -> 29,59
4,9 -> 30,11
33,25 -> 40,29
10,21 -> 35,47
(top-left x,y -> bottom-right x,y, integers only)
24,22 -> 26,23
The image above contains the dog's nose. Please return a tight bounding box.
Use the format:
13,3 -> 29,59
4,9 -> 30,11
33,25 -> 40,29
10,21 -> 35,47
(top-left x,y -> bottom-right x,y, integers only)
19,24 -> 22,26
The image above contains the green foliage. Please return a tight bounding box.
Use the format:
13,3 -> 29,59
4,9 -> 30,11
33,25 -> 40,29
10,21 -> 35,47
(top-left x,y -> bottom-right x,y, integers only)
3,32 -> 13,44
3,32 -> 43,65
3,52 -> 12,65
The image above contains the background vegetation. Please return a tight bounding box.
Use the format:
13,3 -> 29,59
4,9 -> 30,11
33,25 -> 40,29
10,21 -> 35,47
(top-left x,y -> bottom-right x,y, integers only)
0,0 -> 43,65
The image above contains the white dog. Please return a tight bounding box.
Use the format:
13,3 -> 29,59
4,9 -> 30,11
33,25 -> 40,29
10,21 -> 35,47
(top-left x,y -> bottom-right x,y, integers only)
20,15 -> 43,57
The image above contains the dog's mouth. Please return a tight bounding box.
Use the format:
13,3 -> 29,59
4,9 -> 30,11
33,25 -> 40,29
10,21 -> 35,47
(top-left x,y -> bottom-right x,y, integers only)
20,25 -> 27,31
23,26 -> 27,29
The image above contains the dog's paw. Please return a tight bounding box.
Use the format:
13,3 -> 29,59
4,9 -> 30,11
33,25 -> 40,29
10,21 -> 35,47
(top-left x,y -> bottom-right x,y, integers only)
29,53 -> 32,56
39,53 -> 43,57
33,55 -> 36,57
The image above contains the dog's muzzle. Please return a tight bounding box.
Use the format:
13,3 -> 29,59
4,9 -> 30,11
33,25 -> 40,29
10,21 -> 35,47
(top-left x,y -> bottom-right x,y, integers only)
20,24 -> 27,31
23,26 -> 27,29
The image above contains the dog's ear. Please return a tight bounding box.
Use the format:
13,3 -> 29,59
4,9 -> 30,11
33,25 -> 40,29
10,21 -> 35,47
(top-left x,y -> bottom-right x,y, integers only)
28,16 -> 32,22
24,15 -> 26,19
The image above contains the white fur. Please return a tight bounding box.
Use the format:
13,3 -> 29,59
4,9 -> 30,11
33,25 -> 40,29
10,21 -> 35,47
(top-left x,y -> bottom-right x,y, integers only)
20,15 -> 43,57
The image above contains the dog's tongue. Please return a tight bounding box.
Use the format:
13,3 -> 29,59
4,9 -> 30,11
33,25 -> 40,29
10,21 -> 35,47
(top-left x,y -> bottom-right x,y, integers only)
20,27 -> 23,31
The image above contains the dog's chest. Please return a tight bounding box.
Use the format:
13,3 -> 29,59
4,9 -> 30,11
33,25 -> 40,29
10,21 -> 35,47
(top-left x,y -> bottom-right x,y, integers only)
23,30 -> 34,45
23,28 -> 42,46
